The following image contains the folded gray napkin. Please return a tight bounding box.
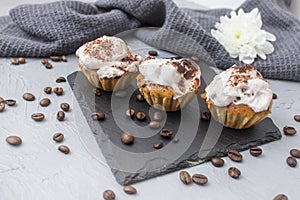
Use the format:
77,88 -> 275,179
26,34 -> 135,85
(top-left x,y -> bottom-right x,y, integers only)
0,0 -> 299,81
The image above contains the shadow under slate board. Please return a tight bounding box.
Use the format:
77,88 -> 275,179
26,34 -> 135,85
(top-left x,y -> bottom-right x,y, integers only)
67,69 -> 281,185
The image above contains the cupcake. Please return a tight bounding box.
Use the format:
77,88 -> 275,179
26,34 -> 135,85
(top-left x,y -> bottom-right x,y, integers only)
201,64 -> 273,129
76,35 -> 141,91
137,57 -> 201,111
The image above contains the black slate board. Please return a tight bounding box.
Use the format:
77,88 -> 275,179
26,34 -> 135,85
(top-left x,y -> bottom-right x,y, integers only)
67,70 -> 281,185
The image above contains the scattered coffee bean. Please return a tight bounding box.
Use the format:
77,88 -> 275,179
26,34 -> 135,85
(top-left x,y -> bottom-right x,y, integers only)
44,86 -> 52,94
228,167 -> 241,179
153,111 -> 163,121
0,102 -> 5,112
93,88 -> 102,96
0,97 -> 4,103
228,150 -> 243,162
290,149 -> 300,158
136,111 -> 146,121
9,57 -> 19,65
23,93 -> 35,101
286,156 -> 297,167
149,121 -> 160,129
91,112 -> 105,121
114,90 -> 127,98
153,141 -> 163,149
44,62 -> 53,69
201,111 -> 211,121
211,157 -> 224,167
60,103 -> 70,112
192,174 -> 208,185
136,93 -> 145,101
56,77 -> 66,83
125,109 -> 135,118
58,145 -> 70,154
123,185 -> 137,195
61,55 -> 67,62
173,137 -> 179,143
179,171 -> 191,185
57,111 -> 65,121
148,50 -> 158,56
6,136 -> 22,146
5,99 -> 16,106
50,56 -> 61,62
283,126 -> 297,136
53,133 -> 64,143
272,93 -> 277,99
121,132 -> 134,145
41,58 -> 48,64
160,129 -> 173,139
103,189 -> 115,200
273,194 -> 288,200
249,146 -> 263,157
39,98 -> 51,107
31,113 -> 45,121
294,115 -> 300,122
18,57 -> 26,64
53,87 -> 64,95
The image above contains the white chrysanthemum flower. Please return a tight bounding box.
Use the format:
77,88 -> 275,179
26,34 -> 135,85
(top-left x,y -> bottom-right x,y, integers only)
211,8 -> 276,64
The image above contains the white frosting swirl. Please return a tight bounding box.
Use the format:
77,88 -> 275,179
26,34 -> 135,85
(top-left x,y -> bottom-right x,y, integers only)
205,65 -> 272,112
139,57 -> 201,99
76,35 -> 141,78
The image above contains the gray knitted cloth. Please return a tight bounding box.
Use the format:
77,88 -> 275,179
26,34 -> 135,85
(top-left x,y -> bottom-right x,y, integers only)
0,0 -> 299,81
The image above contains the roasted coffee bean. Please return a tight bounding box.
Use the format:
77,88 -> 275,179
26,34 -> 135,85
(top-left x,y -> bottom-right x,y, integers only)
58,145 -> 70,154
93,88 -> 102,96
121,132 -> 134,145
126,109 -> 135,118
44,86 -> 52,94
103,190 -> 115,200
211,157 -> 224,167
228,150 -> 243,162
39,98 -> 51,107
136,93 -> 145,101
160,129 -> 173,139
153,111 -> 163,121
31,113 -> 45,121
6,136 -> 22,146
5,99 -> 16,106
57,111 -> 65,121
249,146 -> 263,157
53,87 -> 63,95
286,156 -> 297,167
153,141 -> 163,149
294,115 -> 300,122
149,121 -> 160,129
60,103 -> 70,112
123,185 -> 137,195
114,90 -> 127,98
201,111 -> 211,121
44,62 -> 53,69
23,93 -> 35,101
136,111 -> 146,121
272,93 -> 278,99
148,50 -> 158,56
0,102 -> 5,112
179,171 -> 191,185
192,174 -> 208,185
273,194 -> 288,200
91,112 -> 105,121
53,133 -> 64,143
9,57 -> 19,65
61,55 -> 67,62
0,97 -> 4,103
41,58 -> 48,64
50,56 -> 61,62
56,77 -> 66,83
290,149 -> 300,158
228,167 -> 241,179
18,57 -> 26,64
283,126 -> 297,136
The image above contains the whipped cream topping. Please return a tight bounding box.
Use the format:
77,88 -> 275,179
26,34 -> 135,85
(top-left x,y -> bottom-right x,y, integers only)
76,35 -> 141,78
139,57 -> 201,99
205,64 -> 272,112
